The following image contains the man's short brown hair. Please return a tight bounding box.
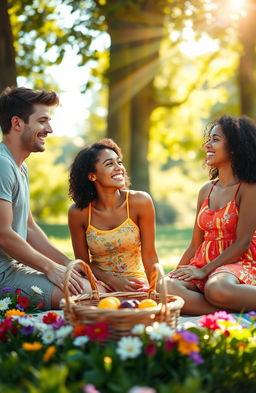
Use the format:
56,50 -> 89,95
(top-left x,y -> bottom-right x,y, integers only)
0,86 -> 59,134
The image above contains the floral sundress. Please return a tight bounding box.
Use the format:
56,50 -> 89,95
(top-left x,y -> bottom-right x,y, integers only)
190,182 -> 256,291
86,191 -> 147,290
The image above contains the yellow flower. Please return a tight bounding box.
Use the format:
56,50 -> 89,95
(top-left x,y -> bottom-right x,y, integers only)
43,345 -> 56,362
178,340 -> 200,355
22,342 -> 43,351
5,309 -> 25,318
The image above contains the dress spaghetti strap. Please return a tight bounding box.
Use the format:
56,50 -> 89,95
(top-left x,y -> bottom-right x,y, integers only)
88,203 -> 92,226
126,191 -> 130,218
234,183 -> 241,199
208,181 -> 218,198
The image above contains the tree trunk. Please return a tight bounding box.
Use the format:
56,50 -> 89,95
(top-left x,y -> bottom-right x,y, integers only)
237,3 -> 256,117
130,81 -> 154,191
107,25 -> 132,173
106,1 -> 164,191
0,0 -> 17,90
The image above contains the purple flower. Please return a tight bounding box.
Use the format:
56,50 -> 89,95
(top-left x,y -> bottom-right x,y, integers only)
247,311 -> 256,320
189,351 -> 204,364
16,304 -> 24,311
21,325 -> 34,335
52,317 -> 65,330
1,287 -> 13,293
178,330 -> 199,344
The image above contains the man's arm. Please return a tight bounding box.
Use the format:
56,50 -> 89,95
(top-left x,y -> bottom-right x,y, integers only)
27,210 -> 70,266
0,199 -> 83,294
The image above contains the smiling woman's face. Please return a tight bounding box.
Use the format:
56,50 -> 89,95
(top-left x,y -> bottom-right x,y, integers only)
204,125 -> 230,168
89,149 -> 126,188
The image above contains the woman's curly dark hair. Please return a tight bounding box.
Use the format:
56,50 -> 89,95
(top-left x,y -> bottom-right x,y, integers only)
204,115 -> 256,183
69,138 -> 130,209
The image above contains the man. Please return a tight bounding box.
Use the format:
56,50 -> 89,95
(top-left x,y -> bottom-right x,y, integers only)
0,86 -> 85,309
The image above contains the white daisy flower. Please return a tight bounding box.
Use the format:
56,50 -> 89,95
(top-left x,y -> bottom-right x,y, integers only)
147,322 -> 173,341
56,325 -> 73,344
73,336 -> 89,346
0,297 -> 12,311
18,316 -> 37,327
31,286 -> 43,295
116,336 -> 143,360
178,321 -> 197,330
35,322 -> 49,332
131,324 -> 145,335
41,328 -> 55,344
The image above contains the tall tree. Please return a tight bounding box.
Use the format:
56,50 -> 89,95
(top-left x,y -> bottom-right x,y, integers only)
0,0 -> 16,88
237,2 -> 256,117
0,0 -> 73,91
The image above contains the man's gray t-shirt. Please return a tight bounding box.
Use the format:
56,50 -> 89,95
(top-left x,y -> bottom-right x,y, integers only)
0,142 -> 29,273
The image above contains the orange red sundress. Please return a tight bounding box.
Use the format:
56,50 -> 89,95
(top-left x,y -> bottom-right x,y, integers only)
190,182 -> 256,292
86,191 -> 148,291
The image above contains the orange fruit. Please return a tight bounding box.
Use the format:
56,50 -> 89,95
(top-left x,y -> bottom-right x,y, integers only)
106,296 -> 121,308
97,298 -> 119,309
138,299 -> 158,309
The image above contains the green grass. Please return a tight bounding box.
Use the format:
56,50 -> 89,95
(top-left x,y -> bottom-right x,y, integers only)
38,222 -> 192,271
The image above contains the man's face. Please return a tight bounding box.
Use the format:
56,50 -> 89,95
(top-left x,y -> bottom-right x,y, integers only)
21,104 -> 53,153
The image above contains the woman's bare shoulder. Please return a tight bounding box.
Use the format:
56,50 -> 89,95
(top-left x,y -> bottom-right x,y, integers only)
127,190 -> 153,205
197,182 -> 213,205
68,203 -> 89,223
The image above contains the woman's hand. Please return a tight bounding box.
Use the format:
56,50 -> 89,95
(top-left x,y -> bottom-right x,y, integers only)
168,265 -> 208,281
109,275 -> 148,292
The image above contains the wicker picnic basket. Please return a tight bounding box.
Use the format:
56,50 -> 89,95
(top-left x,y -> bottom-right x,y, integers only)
61,260 -> 184,340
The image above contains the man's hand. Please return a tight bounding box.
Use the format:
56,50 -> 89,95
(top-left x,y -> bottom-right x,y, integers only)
168,265 -> 208,281
46,263 -> 85,295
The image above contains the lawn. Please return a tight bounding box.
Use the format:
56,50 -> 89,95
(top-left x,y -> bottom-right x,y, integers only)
38,222 -> 192,272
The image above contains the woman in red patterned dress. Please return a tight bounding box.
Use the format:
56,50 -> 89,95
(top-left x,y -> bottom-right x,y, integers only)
163,115 -> 256,315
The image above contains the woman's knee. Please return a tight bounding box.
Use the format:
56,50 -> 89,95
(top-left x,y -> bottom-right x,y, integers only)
205,276 -> 235,306
158,277 -> 188,295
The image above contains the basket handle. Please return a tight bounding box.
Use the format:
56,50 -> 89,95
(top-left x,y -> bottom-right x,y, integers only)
148,263 -> 168,306
64,259 -> 99,312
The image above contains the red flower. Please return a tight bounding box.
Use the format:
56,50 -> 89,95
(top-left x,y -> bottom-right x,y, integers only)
0,318 -> 14,342
198,314 -> 220,330
73,325 -> 87,337
85,322 -> 109,340
144,342 -> 157,356
17,295 -> 30,309
164,338 -> 176,351
37,302 -> 45,309
15,288 -> 22,295
42,312 -> 59,324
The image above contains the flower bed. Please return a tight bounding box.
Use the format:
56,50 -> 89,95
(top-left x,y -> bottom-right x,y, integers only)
0,287 -> 256,393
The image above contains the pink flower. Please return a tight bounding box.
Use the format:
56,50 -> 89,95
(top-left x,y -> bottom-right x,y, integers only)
82,384 -> 100,393
213,311 -> 235,322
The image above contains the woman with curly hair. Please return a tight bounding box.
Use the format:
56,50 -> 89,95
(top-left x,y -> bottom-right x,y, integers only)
68,138 -> 158,293
163,115 -> 256,314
